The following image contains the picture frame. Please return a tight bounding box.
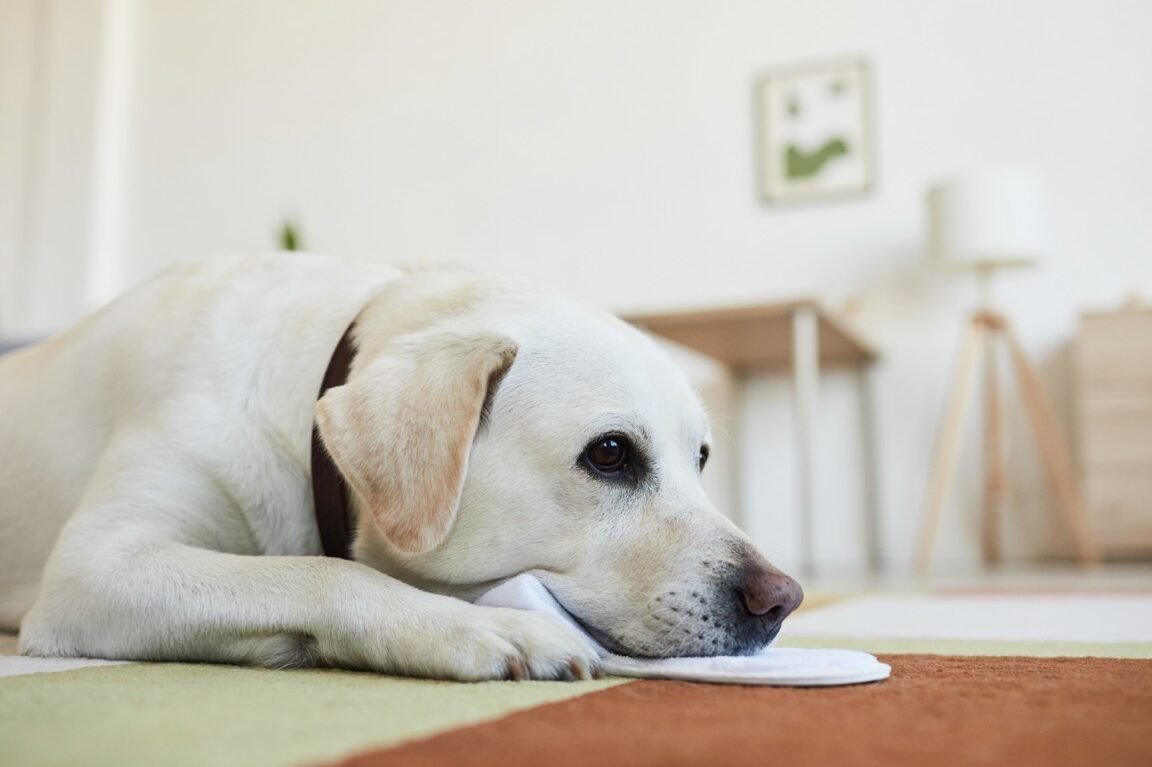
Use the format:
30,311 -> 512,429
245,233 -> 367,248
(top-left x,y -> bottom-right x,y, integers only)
756,58 -> 873,203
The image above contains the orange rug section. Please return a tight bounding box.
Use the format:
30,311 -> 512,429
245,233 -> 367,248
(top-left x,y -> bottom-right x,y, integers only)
328,656 -> 1152,767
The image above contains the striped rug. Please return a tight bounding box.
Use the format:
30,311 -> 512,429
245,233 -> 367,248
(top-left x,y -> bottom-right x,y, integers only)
4,589 -> 1150,767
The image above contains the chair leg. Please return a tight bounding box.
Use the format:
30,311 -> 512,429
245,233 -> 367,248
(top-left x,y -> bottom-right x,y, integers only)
1003,327 -> 1098,566
917,318 -> 983,573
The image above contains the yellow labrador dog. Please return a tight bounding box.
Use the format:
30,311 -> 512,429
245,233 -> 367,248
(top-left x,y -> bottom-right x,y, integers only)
0,255 -> 801,680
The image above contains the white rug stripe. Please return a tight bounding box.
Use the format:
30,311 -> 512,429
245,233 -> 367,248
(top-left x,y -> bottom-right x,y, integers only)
780,595 -> 1152,643
0,655 -> 130,678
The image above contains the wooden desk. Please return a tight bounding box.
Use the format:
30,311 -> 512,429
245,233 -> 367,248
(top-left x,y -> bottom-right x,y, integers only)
626,301 -> 880,575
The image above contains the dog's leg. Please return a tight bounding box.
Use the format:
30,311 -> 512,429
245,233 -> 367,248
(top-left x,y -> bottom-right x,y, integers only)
21,537 -> 598,680
18,466 -> 599,681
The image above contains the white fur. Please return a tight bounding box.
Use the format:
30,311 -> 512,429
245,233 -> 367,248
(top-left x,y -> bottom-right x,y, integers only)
0,254 -> 784,680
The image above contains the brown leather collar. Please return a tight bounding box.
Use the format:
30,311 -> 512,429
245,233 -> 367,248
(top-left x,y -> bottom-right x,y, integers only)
311,323 -> 357,559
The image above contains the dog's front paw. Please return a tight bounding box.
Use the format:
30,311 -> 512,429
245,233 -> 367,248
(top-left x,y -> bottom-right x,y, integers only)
403,604 -> 603,682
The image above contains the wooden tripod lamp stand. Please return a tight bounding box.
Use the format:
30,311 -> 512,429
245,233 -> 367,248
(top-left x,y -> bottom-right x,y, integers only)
917,172 -> 1097,571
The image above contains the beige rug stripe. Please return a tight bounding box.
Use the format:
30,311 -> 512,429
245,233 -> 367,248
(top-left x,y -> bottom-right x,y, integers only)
0,662 -> 626,767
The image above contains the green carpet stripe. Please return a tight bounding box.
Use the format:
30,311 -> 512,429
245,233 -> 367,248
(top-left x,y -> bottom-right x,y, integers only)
776,635 -> 1152,658
0,663 -> 627,767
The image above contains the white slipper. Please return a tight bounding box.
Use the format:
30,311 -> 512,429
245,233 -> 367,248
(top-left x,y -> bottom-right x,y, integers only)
476,573 -> 891,687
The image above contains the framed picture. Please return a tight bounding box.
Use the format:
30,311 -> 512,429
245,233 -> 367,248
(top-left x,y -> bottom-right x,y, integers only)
757,59 -> 873,203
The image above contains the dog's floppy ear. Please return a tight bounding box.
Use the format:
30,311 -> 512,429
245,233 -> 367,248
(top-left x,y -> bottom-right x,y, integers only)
314,332 -> 517,555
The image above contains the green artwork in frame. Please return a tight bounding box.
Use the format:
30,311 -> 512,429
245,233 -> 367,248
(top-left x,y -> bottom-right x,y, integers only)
757,59 -> 873,203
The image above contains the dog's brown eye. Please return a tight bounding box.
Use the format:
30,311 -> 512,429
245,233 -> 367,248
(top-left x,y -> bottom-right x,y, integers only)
585,436 -> 630,474
699,445 -> 710,472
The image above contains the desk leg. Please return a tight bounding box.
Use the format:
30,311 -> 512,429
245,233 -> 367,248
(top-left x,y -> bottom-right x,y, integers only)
792,307 -> 819,577
857,366 -> 882,573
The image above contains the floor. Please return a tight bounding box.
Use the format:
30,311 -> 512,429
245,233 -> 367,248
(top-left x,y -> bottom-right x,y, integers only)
800,562 -> 1152,595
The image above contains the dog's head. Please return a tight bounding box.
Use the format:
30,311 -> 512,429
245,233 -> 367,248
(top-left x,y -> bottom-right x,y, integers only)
316,273 -> 802,657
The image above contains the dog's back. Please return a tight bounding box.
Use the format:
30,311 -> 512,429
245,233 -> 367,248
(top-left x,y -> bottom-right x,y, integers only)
0,254 -> 402,629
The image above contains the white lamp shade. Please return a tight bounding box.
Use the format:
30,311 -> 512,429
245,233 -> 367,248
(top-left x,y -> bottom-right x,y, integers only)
927,171 -> 1046,270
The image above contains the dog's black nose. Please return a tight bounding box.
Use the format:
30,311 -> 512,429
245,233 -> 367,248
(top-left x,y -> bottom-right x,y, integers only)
738,568 -> 803,627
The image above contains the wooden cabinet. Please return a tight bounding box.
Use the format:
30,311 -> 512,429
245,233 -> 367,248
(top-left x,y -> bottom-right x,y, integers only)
1075,308 -> 1152,554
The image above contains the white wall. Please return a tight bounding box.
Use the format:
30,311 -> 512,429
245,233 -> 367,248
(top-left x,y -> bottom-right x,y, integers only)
5,0 -> 1151,573
0,0 -> 113,333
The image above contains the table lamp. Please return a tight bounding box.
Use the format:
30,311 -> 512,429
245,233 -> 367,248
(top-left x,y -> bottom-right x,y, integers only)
916,171 -> 1096,570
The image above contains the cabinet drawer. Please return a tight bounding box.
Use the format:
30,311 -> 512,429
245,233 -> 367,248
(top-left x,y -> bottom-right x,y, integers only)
1078,386 -> 1152,467
1084,472 -> 1152,550
1077,311 -> 1152,385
